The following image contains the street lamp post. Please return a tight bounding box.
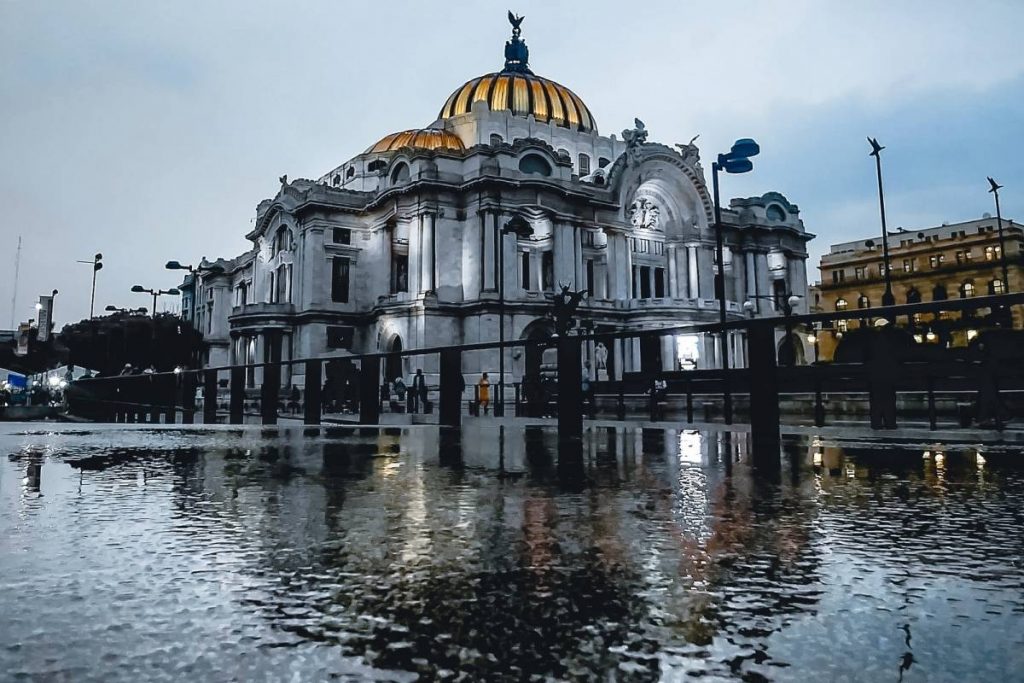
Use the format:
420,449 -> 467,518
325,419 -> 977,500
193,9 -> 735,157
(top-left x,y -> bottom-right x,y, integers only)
868,138 -> 896,307
498,215 -> 533,417
131,285 -> 180,315
712,138 -> 760,424
76,253 -> 103,318
743,293 -> 802,365
987,178 -> 1011,293
166,261 -> 224,328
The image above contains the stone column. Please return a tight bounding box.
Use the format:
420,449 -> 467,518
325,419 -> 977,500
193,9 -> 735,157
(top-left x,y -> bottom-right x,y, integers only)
463,213 -> 482,299
305,228 -> 325,306
613,337 -> 624,380
667,245 -> 678,298
553,222 -> 574,288
745,251 -> 757,309
595,260 -> 608,299
698,247 -> 716,302
420,213 -> 435,293
755,252 -> 771,312
661,334 -> 675,371
573,226 -> 584,291
407,217 -> 421,295
789,257 -> 809,313
687,245 -> 699,298
731,247 -> 745,306
482,211 -> 496,291
501,227 -> 517,299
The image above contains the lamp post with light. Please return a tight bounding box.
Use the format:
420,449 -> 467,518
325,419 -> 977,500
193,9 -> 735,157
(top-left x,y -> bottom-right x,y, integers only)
868,138 -> 896,307
131,285 -> 180,316
76,253 -> 103,318
498,215 -> 533,416
712,138 -> 760,423
166,261 -> 225,328
986,178 -> 1011,294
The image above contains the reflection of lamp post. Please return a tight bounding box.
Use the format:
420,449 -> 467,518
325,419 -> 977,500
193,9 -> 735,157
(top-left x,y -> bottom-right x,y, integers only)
743,293 -> 802,365
712,137 -> 760,423
131,285 -> 180,316
868,138 -> 896,307
806,327 -> 820,363
499,215 -> 533,416
987,178 -> 1010,294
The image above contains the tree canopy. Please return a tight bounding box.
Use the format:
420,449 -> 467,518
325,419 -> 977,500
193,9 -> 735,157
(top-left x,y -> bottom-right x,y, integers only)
58,313 -> 203,376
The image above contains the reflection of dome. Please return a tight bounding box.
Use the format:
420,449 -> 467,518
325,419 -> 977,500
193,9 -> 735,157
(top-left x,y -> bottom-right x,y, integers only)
439,72 -> 596,133
365,128 -> 465,154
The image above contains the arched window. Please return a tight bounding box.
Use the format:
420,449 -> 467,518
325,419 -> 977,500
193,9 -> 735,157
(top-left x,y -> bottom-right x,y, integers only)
367,159 -> 387,173
857,294 -> 870,309
273,226 -> 291,255
518,154 -> 552,176
556,148 -> 570,161
766,205 -> 786,221
932,284 -> 948,301
906,288 -> 921,304
835,298 -> 848,311
346,166 -> 355,178
489,133 -> 504,146
390,162 -> 410,184
960,281 -> 975,298
578,153 -> 591,175
989,279 -> 1005,295
332,174 -> 341,186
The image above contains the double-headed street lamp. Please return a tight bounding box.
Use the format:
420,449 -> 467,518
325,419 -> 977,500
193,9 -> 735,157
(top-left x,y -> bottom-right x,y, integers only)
498,215 -> 534,416
868,138 -> 896,307
712,137 -> 760,424
166,260 -> 225,326
131,285 -> 180,315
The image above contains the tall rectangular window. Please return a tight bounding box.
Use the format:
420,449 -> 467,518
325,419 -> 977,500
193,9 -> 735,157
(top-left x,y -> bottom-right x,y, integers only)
332,257 -> 350,302
639,266 -> 651,299
855,266 -> 865,280
541,251 -> 554,291
390,254 -> 408,293
654,267 -> 665,298
578,154 -> 590,176
521,252 -> 531,290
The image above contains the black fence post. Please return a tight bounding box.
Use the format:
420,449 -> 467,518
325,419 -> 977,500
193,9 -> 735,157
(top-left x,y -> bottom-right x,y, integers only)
304,359 -> 322,426
439,348 -> 462,427
813,369 -> 826,427
262,363 -> 280,425
359,355 -> 381,425
557,335 -> 583,447
229,366 -> 245,424
164,374 -> 177,424
148,375 -> 160,424
927,374 -> 937,431
686,378 -> 694,424
203,369 -> 218,424
182,373 -> 196,424
748,321 -> 781,467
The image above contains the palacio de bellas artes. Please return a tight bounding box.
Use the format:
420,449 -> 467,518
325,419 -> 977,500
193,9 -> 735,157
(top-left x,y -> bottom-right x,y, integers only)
4,3 -> 1024,681
183,15 -> 811,401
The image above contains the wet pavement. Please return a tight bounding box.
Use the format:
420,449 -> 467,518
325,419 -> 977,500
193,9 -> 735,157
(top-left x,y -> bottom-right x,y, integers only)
1,423 -> 1023,681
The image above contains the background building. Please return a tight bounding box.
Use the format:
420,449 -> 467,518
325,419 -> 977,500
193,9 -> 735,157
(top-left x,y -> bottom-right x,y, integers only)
185,16 -> 813,391
810,215 -> 1022,360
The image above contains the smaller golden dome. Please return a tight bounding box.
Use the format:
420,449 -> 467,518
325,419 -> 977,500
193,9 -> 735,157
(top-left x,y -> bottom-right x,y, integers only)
366,128 -> 465,154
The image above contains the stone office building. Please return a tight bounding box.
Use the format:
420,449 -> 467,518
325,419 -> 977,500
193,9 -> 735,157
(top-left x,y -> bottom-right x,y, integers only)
182,15 -> 813,390
810,215 -> 1022,361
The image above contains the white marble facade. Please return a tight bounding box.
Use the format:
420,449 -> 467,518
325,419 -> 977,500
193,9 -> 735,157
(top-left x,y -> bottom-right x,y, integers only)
184,17 -> 813,389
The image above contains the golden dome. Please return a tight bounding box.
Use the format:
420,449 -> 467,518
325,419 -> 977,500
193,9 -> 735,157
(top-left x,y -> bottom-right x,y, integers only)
439,72 -> 597,133
365,128 -> 465,154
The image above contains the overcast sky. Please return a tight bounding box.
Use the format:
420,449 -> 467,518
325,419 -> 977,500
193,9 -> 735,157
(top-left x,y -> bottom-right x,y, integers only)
2,0 -> 1022,328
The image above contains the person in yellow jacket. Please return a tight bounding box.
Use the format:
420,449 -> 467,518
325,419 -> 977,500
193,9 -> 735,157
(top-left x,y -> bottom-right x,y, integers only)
477,373 -> 490,415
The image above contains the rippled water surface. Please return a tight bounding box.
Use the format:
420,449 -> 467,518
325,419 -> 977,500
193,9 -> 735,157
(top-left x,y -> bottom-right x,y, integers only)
2,423 -> 1024,681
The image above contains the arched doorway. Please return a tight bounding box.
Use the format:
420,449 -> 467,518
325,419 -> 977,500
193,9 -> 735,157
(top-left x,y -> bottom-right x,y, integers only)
778,332 -> 805,366
520,319 -> 555,380
640,333 -> 663,374
384,335 -> 403,381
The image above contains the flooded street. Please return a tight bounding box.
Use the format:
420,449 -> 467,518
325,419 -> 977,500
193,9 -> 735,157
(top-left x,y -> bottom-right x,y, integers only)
2,423 -> 1023,681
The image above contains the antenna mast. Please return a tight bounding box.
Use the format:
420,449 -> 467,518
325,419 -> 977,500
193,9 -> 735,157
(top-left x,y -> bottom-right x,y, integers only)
9,236 -> 21,329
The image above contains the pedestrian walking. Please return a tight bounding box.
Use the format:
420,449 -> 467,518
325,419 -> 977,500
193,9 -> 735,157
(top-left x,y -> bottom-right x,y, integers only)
412,369 -> 427,413
477,373 -> 490,415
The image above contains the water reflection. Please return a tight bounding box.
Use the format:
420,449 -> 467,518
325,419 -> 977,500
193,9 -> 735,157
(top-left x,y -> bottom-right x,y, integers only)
1,425 -> 1023,680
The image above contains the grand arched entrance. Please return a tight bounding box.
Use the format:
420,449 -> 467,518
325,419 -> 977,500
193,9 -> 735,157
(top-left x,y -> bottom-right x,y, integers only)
519,319 -> 555,380
384,335 -> 403,381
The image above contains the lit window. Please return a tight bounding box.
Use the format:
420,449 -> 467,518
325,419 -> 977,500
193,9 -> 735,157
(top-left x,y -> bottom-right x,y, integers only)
837,319 -> 849,333
985,246 -> 1001,261
929,254 -> 945,268
836,298 -> 848,311
989,279 -> 1005,295
903,259 -> 914,272
960,281 -> 975,298
857,295 -> 870,309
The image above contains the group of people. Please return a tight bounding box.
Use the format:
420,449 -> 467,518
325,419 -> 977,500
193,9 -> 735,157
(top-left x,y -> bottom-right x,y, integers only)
381,370 -> 496,415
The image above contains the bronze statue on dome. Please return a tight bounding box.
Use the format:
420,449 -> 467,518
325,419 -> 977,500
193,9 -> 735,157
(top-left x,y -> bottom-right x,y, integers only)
504,11 -> 531,73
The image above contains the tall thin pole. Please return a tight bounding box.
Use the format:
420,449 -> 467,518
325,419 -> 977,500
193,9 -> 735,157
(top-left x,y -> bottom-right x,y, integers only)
712,162 -> 733,424
992,185 -> 1010,292
9,236 -> 21,329
869,139 -> 895,307
498,216 -> 505,416
89,258 -> 99,318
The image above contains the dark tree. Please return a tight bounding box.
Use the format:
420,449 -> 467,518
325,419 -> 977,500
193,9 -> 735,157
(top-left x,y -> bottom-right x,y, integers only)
58,313 -> 202,376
